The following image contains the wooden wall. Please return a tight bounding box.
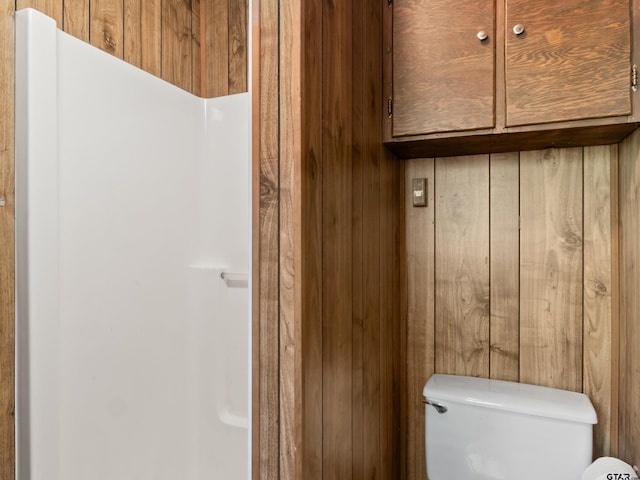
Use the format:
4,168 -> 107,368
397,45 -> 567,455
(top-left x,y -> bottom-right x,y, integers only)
0,3 -> 15,478
252,0 -> 281,476
0,1 -> 246,477
320,0 -> 402,477
403,146 -> 618,479
254,0 -> 403,477
619,128 -> 640,469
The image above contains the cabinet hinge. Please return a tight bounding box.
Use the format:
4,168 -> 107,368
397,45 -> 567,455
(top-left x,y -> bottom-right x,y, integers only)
388,97 -> 393,118
632,64 -> 638,92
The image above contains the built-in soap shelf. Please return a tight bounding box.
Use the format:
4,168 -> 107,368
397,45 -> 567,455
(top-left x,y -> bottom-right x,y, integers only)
220,272 -> 248,289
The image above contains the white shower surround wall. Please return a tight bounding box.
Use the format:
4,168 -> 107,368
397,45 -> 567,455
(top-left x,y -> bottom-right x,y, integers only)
15,8 -> 250,480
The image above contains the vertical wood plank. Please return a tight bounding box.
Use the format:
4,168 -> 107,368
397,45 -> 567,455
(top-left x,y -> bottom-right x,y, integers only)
63,0 -> 89,41
489,152 -> 520,382
279,0 -> 303,475
228,0 -> 248,94
583,145 -> 614,458
161,0 -> 192,92
380,151 -> 396,480
322,0 -> 353,476
0,3 -> 15,479
609,148 -> 619,457
360,0 -> 382,476
17,0 -> 63,25
351,0 -> 364,475
390,153 -> 403,480
362,92 -> 381,480
90,0 -> 124,58
301,0 -> 324,476
251,0 -> 261,476
124,0 -> 161,78
404,158 -> 435,480
382,0 -> 392,142
205,0 -> 229,97
520,148 -> 583,392
190,0 -> 202,96
618,128 -> 640,466
435,155 -> 490,378
258,0 -> 280,475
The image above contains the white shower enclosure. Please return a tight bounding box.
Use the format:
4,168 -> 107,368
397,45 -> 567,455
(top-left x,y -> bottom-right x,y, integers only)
15,8 -> 250,480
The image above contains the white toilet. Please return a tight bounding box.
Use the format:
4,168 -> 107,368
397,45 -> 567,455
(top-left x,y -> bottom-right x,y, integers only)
423,374 -> 597,480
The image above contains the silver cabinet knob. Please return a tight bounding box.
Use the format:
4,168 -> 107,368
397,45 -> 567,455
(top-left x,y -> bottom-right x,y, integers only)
477,30 -> 488,41
513,24 -> 525,35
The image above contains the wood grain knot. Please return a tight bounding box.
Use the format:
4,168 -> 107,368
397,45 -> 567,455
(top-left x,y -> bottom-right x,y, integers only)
594,281 -> 608,295
490,344 -> 518,359
564,232 -> 581,246
260,175 -> 277,200
102,31 -> 117,52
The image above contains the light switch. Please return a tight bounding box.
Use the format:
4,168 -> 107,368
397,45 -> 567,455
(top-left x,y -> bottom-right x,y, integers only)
412,178 -> 427,207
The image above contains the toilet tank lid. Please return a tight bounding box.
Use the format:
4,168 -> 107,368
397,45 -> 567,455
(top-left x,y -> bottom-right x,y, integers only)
423,374 -> 597,425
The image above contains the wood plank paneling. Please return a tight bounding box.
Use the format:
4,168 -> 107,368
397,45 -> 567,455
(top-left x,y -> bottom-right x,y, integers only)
390,152 -> 403,480
404,158 -> 434,480
228,0 -> 248,94
203,0 -> 248,97
257,0 -> 280,475
205,0 -> 229,97
404,145 -> 627,475
255,0 -> 402,477
161,0 -> 192,92
301,0 -> 324,477
583,145 -> 615,458
63,0 -> 89,40
520,148 -> 583,392
322,0 -> 354,476
435,155 -> 490,377
351,0 -> 364,477
362,0 -> 382,476
610,148 -> 620,458
191,0 -> 202,97
489,152 -> 520,382
124,0 -> 161,77
279,0 -> 303,476
90,0 -> 124,57
618,128 -> 640,467
379,152 -> 395,479
17,0 -> 63,25
0,3 -> 15,479
18,0 -> 245,98
251,0 -> 260,474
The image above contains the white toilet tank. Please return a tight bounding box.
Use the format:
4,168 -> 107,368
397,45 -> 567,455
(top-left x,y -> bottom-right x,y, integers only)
423,374 -> 597,480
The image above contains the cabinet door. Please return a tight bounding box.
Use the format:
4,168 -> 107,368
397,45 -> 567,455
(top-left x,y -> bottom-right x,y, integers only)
505,0 -> 631,127
392,0 -> 495,137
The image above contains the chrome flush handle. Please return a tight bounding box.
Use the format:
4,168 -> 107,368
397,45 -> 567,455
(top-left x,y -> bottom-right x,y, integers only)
422,397 -> 448,414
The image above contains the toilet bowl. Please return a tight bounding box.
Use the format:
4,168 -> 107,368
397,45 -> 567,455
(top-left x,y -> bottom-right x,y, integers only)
582,457 -> 638,480
423,374 -> 597,480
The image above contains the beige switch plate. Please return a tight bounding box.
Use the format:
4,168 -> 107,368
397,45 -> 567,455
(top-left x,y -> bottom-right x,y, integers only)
412,178 -> 427,207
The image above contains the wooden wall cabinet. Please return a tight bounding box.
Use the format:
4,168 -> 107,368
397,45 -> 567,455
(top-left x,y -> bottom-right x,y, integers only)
384,0 -> 640,158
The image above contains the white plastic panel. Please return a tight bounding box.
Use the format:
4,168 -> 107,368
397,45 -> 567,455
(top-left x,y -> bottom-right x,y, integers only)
15,8 -> 250,480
